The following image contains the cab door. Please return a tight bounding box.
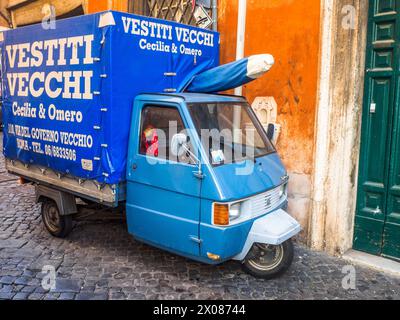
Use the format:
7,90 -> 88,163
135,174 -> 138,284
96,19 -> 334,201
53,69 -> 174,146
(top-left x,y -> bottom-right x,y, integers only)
126,100 -> 202,258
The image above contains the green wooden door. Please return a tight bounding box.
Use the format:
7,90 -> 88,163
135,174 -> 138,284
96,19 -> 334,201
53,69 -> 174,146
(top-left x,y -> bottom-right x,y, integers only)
354,0 -> 400,260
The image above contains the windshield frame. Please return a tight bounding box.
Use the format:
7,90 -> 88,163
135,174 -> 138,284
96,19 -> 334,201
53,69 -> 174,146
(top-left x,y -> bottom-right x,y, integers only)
187,101 -> 277,167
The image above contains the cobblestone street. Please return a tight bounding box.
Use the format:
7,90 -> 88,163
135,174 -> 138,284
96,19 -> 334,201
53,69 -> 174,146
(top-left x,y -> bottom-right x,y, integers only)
0,133 -> 399,300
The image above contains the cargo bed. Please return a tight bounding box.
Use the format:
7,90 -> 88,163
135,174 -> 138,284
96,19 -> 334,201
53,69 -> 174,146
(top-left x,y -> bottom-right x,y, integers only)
0,10 -> 219,186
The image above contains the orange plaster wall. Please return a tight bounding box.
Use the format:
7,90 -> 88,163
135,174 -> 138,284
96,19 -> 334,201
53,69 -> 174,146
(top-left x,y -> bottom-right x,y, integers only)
88,0 -> 109,13
87,0 -> 321,176
88,0 -> 128,13
218,0 -> 321,175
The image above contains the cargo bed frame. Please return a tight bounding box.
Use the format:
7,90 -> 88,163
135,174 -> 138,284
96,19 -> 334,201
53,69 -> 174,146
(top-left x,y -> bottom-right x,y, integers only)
6,159 -> 126,208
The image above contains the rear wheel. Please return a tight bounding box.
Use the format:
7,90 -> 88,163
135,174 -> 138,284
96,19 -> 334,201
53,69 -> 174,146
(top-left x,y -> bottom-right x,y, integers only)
242,239 -> 294,279
41,200 -> 73,238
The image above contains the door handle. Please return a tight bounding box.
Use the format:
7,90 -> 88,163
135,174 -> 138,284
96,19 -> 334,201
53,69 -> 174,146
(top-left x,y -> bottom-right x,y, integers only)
132,163 -> 137,170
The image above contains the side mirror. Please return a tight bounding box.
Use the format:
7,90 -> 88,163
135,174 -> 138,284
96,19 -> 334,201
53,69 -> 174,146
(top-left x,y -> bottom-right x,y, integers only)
266,123 -> 274,141
170,133 -> 188,157
266,123 -> 281,145
170,133 -> 204,179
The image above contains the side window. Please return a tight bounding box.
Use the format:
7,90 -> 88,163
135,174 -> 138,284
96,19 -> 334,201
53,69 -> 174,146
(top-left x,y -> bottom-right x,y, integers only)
139,106 -> 193,163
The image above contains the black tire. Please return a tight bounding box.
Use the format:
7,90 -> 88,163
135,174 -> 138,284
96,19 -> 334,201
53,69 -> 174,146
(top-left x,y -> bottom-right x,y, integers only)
241,239 -> 294,279
41,200 -> 73,238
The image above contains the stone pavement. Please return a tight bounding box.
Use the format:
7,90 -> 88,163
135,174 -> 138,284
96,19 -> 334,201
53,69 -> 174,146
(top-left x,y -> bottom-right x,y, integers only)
0,133 -> 399,300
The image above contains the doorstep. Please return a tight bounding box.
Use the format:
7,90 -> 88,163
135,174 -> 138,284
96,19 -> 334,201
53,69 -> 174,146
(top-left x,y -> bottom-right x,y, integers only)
342,249 -> 400,278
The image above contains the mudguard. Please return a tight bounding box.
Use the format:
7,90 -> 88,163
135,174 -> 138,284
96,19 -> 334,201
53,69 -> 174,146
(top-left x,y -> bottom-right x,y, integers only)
233,209 -> 301,261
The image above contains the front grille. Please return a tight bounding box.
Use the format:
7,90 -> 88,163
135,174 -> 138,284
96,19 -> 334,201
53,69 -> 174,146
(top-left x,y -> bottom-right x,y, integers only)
250,186 -> 283,217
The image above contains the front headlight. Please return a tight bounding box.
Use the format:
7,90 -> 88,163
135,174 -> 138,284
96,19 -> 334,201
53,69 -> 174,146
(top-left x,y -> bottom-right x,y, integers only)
229,202 -> 242,221
213,202 -> 242,226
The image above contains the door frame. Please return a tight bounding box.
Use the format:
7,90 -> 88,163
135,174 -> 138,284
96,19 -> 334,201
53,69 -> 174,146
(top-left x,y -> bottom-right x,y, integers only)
309,0 -> 369,255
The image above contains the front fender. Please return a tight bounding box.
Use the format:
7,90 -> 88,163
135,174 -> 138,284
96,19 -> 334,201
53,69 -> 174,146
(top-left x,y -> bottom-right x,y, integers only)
233,209 -> 301,261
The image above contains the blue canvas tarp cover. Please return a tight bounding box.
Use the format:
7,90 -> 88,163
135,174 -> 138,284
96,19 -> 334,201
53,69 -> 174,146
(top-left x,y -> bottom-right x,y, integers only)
0,11 -> 219,184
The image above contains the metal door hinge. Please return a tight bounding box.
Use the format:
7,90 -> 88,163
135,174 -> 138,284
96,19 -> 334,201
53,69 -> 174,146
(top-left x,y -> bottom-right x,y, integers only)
189,236 -> 202,244
193,171 -> 205,179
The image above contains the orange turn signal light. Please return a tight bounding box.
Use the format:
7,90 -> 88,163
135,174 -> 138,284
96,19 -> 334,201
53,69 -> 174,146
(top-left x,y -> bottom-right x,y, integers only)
207,252 -> 221,261
213,204 -> 229,226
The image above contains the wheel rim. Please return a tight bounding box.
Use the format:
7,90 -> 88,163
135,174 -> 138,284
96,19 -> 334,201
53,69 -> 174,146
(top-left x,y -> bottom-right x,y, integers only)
247,243 -> 285,271
44,204 -> 61,233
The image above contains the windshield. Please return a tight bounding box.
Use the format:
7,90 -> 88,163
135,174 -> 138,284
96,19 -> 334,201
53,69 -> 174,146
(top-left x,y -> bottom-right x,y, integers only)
188,102 -> 276,165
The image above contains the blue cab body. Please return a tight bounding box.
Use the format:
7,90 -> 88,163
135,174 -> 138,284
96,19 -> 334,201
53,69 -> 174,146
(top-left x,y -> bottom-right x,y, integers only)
1,11 -> 300,267
126,93 -> 299,264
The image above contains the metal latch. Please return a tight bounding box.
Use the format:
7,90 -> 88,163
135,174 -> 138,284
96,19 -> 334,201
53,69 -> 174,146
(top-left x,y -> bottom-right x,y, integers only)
370,103 -> 376,114
164,72 -> 177,77
164,88 -> 177,93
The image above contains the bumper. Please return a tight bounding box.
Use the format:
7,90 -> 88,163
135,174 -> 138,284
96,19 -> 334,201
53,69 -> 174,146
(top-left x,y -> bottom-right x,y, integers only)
232,209 -> 301,261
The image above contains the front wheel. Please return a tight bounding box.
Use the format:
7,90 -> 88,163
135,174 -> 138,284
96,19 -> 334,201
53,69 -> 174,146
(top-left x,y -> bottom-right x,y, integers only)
242,239 -> 294,279
41,200 -> 73,238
